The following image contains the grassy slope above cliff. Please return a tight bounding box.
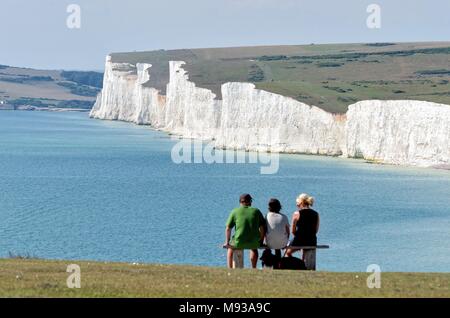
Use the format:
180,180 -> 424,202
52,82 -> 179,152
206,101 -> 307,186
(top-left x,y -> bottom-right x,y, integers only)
0,66 -> 102,109
0,259 -> 449,297
111,42 -> 450,114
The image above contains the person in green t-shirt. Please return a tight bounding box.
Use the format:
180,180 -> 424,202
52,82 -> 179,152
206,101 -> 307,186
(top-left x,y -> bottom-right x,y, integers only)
224,193 -> 266,268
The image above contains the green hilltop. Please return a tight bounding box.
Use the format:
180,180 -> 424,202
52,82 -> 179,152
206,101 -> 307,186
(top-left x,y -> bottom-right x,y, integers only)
111,42 -> 450,114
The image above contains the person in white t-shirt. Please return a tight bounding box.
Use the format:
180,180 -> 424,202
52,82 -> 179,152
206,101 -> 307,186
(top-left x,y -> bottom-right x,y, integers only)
265,198 -> 290,258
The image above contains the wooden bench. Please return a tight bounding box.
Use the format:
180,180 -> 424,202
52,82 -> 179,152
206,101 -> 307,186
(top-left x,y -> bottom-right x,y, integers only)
223,245 -> 330,270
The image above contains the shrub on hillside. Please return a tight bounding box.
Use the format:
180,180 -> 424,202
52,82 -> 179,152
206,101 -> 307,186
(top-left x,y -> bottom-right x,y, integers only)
61,71 -> 104,88
57,82 -> 100,97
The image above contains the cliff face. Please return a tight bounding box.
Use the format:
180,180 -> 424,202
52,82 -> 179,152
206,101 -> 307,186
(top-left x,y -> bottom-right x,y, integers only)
165,61 -> 220,139
90,55 -> 450,168
216,82 -> 344,155
90,57 -> 166,126
346,100 -> 450,167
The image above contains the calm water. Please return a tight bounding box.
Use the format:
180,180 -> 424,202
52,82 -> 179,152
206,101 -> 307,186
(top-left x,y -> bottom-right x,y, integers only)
0,111 -> 449,272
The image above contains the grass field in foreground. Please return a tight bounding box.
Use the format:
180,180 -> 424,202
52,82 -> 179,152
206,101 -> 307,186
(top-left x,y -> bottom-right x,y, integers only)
0,259 -> 448,298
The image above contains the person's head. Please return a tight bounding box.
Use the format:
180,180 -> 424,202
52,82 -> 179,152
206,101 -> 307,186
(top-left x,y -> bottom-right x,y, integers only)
296,193 -> 314,209
239,193 -> 253,206
268,198 -> 282,213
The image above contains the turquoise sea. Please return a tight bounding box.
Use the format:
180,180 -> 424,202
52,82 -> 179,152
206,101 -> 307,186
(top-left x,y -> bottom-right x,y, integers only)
0,111 -> 449,272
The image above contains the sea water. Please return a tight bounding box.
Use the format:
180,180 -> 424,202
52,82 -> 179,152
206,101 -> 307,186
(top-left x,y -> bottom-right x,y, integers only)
0,111 -> 449,272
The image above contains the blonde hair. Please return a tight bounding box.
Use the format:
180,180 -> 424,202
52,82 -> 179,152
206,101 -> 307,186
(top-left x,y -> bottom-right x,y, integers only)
296,193 -> 314,207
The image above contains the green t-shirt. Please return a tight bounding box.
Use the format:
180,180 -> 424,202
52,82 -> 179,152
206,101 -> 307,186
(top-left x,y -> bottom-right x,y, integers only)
226,206 -> 265,249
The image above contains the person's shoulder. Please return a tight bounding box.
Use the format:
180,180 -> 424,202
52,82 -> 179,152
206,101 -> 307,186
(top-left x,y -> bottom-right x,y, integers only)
266,211 -> 277,219
230,207 -> 241,214
252,207 -> 264,216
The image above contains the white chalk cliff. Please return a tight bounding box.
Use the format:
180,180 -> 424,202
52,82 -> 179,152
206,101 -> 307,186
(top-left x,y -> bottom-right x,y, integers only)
346,100 -> 450,167
91,55 -> 450,168
90,56 -> 166,126
216,82 -> 344,155
165,61 -> 221,140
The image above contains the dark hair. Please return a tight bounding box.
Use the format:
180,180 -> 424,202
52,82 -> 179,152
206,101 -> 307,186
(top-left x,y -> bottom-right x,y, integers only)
239,193 -> 253,204
268,198 -> 282,213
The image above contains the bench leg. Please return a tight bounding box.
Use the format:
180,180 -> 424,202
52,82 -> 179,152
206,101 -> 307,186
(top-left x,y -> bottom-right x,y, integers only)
303,249 -> 316,270
233,249 -> 244,269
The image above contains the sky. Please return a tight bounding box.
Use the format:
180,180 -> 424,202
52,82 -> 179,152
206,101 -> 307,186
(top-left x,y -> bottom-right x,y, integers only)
0,0 -> 449,70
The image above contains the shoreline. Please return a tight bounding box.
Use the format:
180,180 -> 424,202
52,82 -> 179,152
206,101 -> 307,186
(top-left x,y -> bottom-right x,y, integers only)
3,109 -> 448,171
0,107 -> 90,112
91,114 -> 450,172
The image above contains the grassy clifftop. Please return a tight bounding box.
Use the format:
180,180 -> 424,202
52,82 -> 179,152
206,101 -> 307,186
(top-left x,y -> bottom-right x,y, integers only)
0,66 -> 102,110
0,259 -> 448,297
111,42 -> 450,113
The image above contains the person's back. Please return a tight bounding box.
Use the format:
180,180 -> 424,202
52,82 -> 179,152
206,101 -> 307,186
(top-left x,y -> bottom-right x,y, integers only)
227,205 -> 265,249
266,212 -> 289,249
287,193 -> 320,259
224,194 -> 266,269
294,208 -> 319,246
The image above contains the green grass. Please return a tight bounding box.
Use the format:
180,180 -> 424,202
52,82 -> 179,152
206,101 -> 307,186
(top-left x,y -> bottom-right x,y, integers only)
0,66 -> 100,109
0,259 -> 448,298
110,42 -> 450,113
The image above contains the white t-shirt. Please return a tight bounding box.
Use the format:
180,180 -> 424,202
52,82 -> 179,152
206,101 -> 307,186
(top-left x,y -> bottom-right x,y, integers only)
265,212 -> 290,249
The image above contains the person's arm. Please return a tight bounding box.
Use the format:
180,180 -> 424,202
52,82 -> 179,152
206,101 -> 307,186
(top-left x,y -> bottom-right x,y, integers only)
224,226 -> 232,247
284,215 -> 290,239
259,225 -> 266,244
259,210 -> 266,245
224,212 -> 235,247
291,212 -> 299,235
316,215 -> 320,234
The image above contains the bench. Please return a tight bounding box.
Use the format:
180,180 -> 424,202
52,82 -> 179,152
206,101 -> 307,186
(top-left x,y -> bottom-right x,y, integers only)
223,245 -> 330,270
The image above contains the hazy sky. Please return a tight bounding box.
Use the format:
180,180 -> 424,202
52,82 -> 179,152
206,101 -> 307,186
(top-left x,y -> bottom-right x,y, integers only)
1,0 -> 449,70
